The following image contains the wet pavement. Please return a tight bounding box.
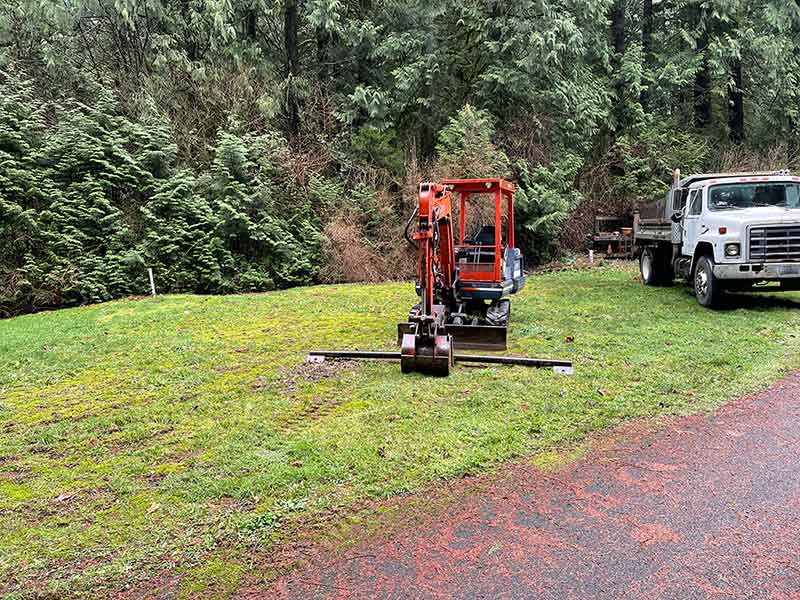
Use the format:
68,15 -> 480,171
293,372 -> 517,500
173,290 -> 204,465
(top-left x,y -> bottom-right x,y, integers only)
264,374 -> 800,599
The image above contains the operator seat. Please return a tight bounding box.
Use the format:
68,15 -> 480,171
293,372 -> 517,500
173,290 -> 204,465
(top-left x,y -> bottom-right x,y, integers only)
465,225 -> 499,264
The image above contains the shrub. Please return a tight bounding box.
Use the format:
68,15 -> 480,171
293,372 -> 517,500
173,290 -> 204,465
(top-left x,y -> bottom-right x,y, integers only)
435,105 -> 510,179
0,70 -> 322,315
514,155 -> 585,264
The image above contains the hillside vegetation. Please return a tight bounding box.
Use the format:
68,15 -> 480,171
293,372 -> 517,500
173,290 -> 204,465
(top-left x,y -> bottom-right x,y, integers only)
2,265 -> 800,597
3,1 -> 800,314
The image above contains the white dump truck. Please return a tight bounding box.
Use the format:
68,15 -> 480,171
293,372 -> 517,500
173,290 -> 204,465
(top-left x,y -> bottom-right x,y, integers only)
634,170 -> 800,307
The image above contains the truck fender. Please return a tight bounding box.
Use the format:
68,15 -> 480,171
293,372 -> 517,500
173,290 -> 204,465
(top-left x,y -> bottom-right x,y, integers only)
690,241 -> 714,275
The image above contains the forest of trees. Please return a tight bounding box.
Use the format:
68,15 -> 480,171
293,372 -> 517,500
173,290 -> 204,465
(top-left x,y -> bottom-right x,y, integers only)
2,0 -> 800,315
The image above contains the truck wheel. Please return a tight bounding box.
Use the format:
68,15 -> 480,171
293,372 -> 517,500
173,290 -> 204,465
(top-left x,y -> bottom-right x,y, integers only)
640,249 -> 658,285
693,255 -> 724,308
640,247 -> 673,286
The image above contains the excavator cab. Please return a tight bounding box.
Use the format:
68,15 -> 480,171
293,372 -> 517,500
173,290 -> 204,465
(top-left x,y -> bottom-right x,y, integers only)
398,179 -> 526,374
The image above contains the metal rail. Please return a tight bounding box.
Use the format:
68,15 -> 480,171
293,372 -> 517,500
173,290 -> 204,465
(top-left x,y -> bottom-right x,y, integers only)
309,351 -> 399,361
455,354 -> 572,368
306,350 -> 573,372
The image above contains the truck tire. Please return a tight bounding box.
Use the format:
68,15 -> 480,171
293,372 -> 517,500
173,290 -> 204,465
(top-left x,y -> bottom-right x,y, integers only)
640,247 -> 674,286
693,255 -> 724,308
640,249 -> 657,285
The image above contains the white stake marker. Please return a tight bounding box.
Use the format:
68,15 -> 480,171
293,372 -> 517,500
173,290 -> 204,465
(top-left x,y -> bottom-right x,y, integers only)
148,268 -> 157,296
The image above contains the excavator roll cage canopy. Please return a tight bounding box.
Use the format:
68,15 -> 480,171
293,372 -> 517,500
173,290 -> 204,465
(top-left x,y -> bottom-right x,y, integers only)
443,178 -> 522,300
411,178 -> 525,309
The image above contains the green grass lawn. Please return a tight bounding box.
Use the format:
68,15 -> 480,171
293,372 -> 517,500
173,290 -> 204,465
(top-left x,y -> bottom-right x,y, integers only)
2,263 -> 800,597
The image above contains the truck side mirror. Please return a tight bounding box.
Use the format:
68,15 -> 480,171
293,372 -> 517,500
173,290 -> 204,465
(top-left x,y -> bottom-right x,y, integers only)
670,210 -> 683,223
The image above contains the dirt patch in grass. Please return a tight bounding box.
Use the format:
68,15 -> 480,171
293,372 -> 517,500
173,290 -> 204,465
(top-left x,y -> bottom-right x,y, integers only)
116,573 -> 183,600
136,449 -> 200,486
273,359 -> 361,429
213,364 -> 243,375
251,358 -> 358,395
281,359 -> 359,394
0,461 -> 29,483
39,487 -> 119,521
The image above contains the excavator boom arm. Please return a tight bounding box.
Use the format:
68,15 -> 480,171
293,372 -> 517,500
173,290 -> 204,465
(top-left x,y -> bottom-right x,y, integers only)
415,183 -> 456,318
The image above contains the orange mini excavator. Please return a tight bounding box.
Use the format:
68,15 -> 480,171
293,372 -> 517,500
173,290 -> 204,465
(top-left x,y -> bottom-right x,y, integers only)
397,179 -> 526,374
308,178 -> 571,376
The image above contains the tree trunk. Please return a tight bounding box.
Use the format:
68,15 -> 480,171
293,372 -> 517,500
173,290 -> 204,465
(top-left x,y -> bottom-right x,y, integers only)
420,28 -> 436,156
611,0 -> 625,59
693,6 -> 712,129
284,0 -> 300,135
489,1 -> 503,43
246,10 -> 257,40
791,2 -> 800,159
610,0 -> 626,131
316,27 -> 330,80
181,0 -> 198,61
728,57 -> 745,142
792,49 -> 800,160
355,0 -> 372,86
640,0 -> 653,112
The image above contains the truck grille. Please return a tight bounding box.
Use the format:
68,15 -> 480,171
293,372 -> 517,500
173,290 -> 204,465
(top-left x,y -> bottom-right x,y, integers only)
749,225 -> 800,262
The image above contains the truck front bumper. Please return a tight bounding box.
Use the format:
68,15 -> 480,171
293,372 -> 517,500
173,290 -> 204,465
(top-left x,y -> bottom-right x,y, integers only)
713,262 -> 800,280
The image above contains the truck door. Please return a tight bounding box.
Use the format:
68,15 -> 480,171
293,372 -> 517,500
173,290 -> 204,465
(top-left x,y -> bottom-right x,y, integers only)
682,189 -> 702,256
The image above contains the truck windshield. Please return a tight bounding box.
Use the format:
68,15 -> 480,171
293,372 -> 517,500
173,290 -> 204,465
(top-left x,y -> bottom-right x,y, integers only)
708,182 -> 800,210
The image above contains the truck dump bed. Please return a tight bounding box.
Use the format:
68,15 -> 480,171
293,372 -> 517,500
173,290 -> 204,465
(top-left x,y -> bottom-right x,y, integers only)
635,191 -> 672,242
637,196 -> 669,222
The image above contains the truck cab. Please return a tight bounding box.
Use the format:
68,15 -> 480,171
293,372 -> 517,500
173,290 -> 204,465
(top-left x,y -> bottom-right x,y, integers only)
635,171 -> 800,307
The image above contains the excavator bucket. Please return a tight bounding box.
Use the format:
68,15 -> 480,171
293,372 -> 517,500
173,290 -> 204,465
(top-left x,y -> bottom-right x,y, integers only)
400,331 -> 453,376
397,323 -> 507,352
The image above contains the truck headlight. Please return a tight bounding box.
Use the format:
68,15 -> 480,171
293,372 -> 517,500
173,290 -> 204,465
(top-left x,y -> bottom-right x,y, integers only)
725,243 -> 741,257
